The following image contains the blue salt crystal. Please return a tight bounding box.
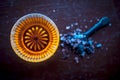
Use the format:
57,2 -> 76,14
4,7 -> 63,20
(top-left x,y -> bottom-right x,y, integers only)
90,20 -> 93,23
88,40 -> 93,45
73,43 -> 79,49
71,24 -> 74,27
109,23 -> 112,27
64,34 -> 67,36
71,38 -> 76,42
74,57 -> 79,63
76,28 -> 82,32
53,9 -> 56,12
60,36 -> 66,41
77,39 -> 81,43
74,34 -> 84,39
96,43 -> 102,48
87,47 -> 94,54
82,40 -> 87,45
60,43 -> 64,47
66,26 -> 70,29
81,52 -> 86,57
62,48 -> 65,52
70,43 -> 74,46
74,22 -> 78,25
78,44 -> 85,56
88,40 -> 94,49
60,37 -> 64,40
86,56 -> 90,59
85,25 -> 88,28
66,39 -> 71,44
97,18 -> 100,21
60,33 -> 62,37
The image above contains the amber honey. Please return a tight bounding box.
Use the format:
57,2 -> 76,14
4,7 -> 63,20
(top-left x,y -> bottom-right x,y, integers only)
10,13 -> 59,62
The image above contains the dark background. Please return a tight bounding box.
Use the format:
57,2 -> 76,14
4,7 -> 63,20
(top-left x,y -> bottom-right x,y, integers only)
0,0 -> 120,80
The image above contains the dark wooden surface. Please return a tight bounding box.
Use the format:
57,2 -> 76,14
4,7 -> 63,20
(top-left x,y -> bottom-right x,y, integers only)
0,0 -> 120,80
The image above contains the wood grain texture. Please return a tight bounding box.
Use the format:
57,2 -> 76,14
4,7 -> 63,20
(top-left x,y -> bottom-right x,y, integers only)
0,0 -> 120,80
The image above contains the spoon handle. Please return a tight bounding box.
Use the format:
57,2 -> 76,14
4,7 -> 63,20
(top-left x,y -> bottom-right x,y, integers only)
84,17 -> 110,38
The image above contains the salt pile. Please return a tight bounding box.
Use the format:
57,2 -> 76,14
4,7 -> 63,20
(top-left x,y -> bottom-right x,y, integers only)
60,28 -> 102,57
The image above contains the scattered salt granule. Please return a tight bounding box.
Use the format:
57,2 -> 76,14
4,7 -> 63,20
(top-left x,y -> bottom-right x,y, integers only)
60,43 -> 64,47
86,56 -> 90,59
74,22 -> 78,25
74,57 -> 79,63
109,23 -> 112,27
62,48 -> 65,53
80,51 -> 86,57
53,9 -> 56,12
60,36 -> 66,41
74,34 -> 84,38
85,25 -> 88,29
73,43 -> 79,49
66,26 -> 70,30
96,43 -> 102,48
90,20 -> 93,23
60,33 -> 62,37
71,24 -> 74,27
65,22 -> 78,30
62,48 -> 70,59
75,28 -> 82,32
97,18 -> 100,21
